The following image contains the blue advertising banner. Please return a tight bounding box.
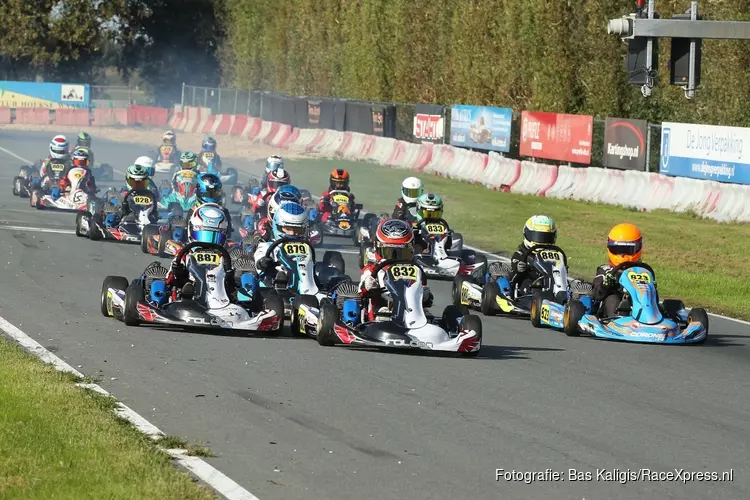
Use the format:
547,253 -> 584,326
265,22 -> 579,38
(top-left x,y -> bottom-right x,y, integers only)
660,121 -> 750,185
450,105 -> 512,152
0,81 -> 90,109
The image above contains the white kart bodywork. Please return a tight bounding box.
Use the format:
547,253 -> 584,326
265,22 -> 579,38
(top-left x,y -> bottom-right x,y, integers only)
39,167 -> 90,210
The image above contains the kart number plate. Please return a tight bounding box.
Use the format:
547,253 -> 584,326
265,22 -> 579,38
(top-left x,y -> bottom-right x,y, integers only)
283,243 -> 309,256
339,221 -> 351,229
628,271 -> 652,285
425,223 -> 446,235
541,304 -> 550,322
539,250 -> 562,262
389,264 -> 418,280
133,195 -> 153,205
203,152 -> 215,161
51,163 -> 65,171
178,171 -> 196,182
193,251 -> 221,265
332,194 -> 350,204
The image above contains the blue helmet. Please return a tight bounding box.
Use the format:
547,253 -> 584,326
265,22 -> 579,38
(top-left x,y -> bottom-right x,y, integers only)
196,172 -> 223,205
266,155 -> 284,173
269,185 -> 303,220
202,136 -> 217,152
276,184 -> 302,201
272,201 -> 308,241
188,203 -> 229,246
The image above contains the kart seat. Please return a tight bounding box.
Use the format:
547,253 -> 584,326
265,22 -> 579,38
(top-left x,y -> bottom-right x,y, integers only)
487,261 -> 512,279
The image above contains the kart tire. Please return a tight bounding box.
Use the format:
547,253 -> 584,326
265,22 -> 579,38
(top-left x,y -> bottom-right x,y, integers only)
141,225 -> 160,254
441,305 -> 463,333
12,176 -> 21,196
292,294 -> 319,338
481,282 -> 500,316
460,314 -> 482,357
323,251 -> 346,275
316,303 -> 339,346
75,212 -> 89,237
101,276 -> 129,318
530,292 -> 544,328
123,280 -> 145,326
88,216 -> 103,241
30,188 -> 42,209
264,293 -> 286,336
687,307 -> 709,343
563,300 -> 586,337
661,299 -> 686,320
157,228 -> 171,257
452,274 -> 475,308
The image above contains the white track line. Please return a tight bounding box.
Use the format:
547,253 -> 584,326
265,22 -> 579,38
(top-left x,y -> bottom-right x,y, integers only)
0,225 -> 75,235
0,314 -> 259,500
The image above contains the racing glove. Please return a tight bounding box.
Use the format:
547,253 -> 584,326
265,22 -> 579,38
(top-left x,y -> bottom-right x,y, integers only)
515,261 -> 527,273
257,256 -> 274,272
363,274 -> 379,291
603,272 -> 618,289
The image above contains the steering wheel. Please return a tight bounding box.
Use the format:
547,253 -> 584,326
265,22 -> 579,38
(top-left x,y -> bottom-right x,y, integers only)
518,244 -> 569,269
174,241 -> 233,273
612,261 -> 656,277
264,236 -> 317,262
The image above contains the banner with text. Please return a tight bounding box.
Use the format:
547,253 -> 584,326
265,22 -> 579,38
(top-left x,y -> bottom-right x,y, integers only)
520,111 -> 593,164
449,105 -> 512,152
0,81 -> 90,108
413,103 -> 444,143
603,117 -> 648,170
660,121 -> 750,185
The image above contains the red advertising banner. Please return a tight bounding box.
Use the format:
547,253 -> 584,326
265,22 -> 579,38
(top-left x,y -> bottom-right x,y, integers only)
413,113 -> 444,142
520,111 -> 593,164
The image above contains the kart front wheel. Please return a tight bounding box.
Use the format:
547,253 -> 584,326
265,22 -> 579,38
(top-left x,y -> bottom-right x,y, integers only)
687,307 -> 709,343
292,294 -> 319,338
481,282 -> 500,316
316,303 -> 339,346
264,293 -> 285,336
75,212 -> 89,237
563,300 -> 585,337
100,276 -> 129,317
530,292 -> 544,328
460,314 -> 482,357
452,274 -> 474,308
123,280 -> 145,327
141,225 -> 160,254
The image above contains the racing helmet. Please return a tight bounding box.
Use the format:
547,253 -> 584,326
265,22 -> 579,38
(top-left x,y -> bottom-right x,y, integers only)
329,168 -> 350,191
180,151 -> 199,171
162,130 -> 176,145
196,173 -> 223,205
266,155 -> 284,173
607,223 -> 643,267
50,135 -> 69,160
375,219 -> 414,261
523,215 -> 557,249
202,136 -> 217,152
71,148 -> 90,169
188,203 -> 229,246
272,201 -> 308,240
76,131 -> 92,148
134,155 -> 155,176
401,177 -> 423,204
416,193 -> 443,220
269,186 -> 303,219
267,167 -> 291,193
125,164 -> 149,190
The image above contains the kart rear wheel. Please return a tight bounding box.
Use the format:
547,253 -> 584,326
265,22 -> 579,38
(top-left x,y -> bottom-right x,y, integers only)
358,242 -> 372,269
100,276 -> 129,317
481,282 -> 500,316
157,228 -> 172,257
75,212 -> 88,237
530,292 -> 544,328
292,294 -> 319,338
30,188 -> 42,209
563,300 -> 585,337
323,251 -> 346,274
452,274 -> 474,308
264,293 -> 286,335
441,305 -> 463,332
232,186 -> 245,205
123,280 -> 145,327
460,314 -> 482,357
316,303 -> 339,346
687,307 -> 709,343
141,225 -> 160,254
88,214 -> 103,241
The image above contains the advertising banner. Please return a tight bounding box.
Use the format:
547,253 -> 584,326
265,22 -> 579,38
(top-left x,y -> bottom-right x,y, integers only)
449,104 -> 512,152
413,103 -> 444,143
603,117 -> 648,170
0,81 -> 90,108
660,121 -> 750,185
520,111 -> 593,164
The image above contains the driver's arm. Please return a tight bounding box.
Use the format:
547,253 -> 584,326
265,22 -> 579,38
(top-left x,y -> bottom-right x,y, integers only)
592,265 -> 615,300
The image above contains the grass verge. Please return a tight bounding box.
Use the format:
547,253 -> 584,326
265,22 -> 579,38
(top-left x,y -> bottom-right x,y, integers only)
288,157 -> 750,321
0,338 -> 215,500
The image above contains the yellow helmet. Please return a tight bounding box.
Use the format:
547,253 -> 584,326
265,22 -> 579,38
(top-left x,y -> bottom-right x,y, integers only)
523,215 -> 557,248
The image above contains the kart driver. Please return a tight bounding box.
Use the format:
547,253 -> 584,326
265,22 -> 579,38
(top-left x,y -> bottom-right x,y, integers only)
261,155 -> 285,186
115,164 -> 159,223
413,193 -> 451,253
198,136 -> 223,170
510,215 -> 566,294
40,135 -> 73,189
73,131 -> 95,166
251,167 -> 291,213
247,185 -> 304,247
392,177 -> 424,222
59,148 -> 97,195
317,168 -> 355,222
254,201 -> 309,281
183,173 -> 233,239
592,223 -> 652,317
157,130 -> 180,162
360,219 -> 433,320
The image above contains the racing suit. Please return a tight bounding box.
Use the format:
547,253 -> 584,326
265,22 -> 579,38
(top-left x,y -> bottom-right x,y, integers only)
156,143 -> 180,163
116,189 -> 159,222
165,247 -> 236,299
413,219 -> 452,254
39,156 -> 73,190
359,257 -> 433,321
509,244 -> 545,294
592,264 -> 660,317
199,151 -> 222,170
318,189 -> 355,223
392,197 -> 417,221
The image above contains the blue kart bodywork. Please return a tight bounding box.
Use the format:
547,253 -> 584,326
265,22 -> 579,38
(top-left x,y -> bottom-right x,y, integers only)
560,263 -> 708,344
204,160 -> 238,186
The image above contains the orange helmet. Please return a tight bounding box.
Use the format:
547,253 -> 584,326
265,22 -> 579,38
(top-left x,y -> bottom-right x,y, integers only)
329,168 -> 350,191
607,223 -> 643,267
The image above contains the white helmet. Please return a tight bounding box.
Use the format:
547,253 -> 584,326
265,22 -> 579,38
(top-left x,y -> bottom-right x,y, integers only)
162,130 -> 176,144
272,201 -> 308,240
50,135 -> 69,160
134,156 -> 154,170
188,203 -> 229,246
401,176 -> 423,204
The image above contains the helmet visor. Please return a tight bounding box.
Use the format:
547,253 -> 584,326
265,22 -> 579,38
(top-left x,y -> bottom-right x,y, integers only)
402,186 -> 422,200
280,224 -> 306,236
524,227 -> 557,245
201,187 -> 222,201
331,179 -> 349,190
419,208 -> 442,220
608,239 -> 642,255
381,245 -> 413,261
73,158 -> 89,168
191,230 -> 226,246
127,179 -> 146,190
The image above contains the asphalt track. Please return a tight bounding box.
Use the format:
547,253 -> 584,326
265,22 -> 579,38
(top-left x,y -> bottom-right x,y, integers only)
1,129 -> 749,500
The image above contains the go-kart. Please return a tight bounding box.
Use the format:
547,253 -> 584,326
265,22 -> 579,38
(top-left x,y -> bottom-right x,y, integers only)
253,237 -> 348,318
151,144 -> 180,175
12,162 -> 43,198
72,146 -> 113,180
30,167 -> 95,211
76,189 -> 160,243
560,262 -> 709,344
157,170 -> 197,216
100,241 -> 284,334
230,175 -> 263,205
294,259 -> 482,355
453,244 -> 569,317
412,218 -> 486,280
313,190 -> 363,238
